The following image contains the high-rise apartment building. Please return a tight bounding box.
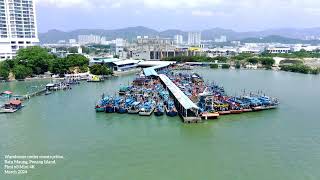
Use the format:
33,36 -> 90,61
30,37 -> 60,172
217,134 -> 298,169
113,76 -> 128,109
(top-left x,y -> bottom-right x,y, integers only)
188,32 -> 201,46
78,34 -> 102,45
0,0 -> 39,60
174,35 -> 183,45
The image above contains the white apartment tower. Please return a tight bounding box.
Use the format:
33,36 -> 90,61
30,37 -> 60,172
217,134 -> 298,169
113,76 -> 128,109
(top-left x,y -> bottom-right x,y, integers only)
174,35 -> 183,45
0,0 -> 39,60
188,32 -> 201,46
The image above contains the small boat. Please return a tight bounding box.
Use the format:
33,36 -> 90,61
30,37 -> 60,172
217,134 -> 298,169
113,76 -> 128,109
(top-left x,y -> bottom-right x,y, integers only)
139,102 -> 155,116
218,111 -> 231,115
118,105 -> 127,114
252,106 -> 264,111
230,109 -> 243,114
95,105 -> 105,112
45,90 -> 52,95
139,107 -> 155,116
95,94 -> 108,112
0,100 -> 24,113
128,102 -> 140,114
165,101 -> 178,117
242,108 -> 253,112
105,104 -> 115,113
154,103 -> 164,116
201,112 -> 219,120
119,86 -> 130,95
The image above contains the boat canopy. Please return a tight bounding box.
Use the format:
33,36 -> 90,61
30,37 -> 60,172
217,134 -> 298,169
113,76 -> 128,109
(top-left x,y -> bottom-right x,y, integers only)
8,100 -> 21,106
1,91 -> 13,95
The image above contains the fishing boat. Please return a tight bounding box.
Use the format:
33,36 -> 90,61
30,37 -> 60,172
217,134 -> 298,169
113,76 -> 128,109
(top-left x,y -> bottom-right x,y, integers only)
165,100 -> 178,117
95,94 -> 108,112
45,90 -> 52,96
118,104 -> 127,114
119,86 -> 130,95
105,103 -> 115,113
139,102 -> 155,116
154,102 -> 164,116
0,100 -> 24,113
128,102 -> 140,114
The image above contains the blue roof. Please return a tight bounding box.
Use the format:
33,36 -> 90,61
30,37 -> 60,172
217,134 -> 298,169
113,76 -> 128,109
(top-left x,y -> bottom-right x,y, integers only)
143,68 -> 158,77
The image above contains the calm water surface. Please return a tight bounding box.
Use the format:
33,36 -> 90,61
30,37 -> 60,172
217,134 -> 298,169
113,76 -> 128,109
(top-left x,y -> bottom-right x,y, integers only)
0,69 -> 320,180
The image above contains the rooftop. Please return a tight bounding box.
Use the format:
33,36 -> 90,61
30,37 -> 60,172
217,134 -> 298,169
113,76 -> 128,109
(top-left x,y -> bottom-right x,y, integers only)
158,74 -> 199,110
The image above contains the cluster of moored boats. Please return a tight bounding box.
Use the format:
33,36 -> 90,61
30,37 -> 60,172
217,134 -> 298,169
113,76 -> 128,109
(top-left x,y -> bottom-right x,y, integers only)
45,79 -> 80,95
95,77 -> 178,117
96,69 -> 279,120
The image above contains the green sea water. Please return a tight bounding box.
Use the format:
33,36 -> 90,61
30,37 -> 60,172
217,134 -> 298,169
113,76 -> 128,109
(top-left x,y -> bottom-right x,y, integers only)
0,69 -> 320,180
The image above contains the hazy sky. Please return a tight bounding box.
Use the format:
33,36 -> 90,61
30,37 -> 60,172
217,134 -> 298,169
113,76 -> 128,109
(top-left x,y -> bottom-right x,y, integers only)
36,0 -> 320,32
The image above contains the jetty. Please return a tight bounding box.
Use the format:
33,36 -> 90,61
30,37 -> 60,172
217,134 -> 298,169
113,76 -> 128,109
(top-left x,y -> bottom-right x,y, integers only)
95,62 -> 280,124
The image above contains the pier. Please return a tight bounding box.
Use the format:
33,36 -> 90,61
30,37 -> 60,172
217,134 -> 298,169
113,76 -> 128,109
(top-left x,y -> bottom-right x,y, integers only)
143,62 -> 202,123
158,74 -> 201,123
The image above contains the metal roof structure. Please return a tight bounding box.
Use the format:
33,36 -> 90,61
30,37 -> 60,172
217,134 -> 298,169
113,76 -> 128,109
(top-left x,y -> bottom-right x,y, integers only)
112,60 -> 141,66
143,67 -> 158,77
158,74 -> 199,110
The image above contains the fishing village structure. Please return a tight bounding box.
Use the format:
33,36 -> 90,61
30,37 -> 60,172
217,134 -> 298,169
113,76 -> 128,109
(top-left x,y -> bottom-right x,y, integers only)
95,63 -> 280,123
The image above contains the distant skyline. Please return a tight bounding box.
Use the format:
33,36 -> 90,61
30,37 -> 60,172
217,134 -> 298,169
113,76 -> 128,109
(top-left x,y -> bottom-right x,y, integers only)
36,0 -> 320,33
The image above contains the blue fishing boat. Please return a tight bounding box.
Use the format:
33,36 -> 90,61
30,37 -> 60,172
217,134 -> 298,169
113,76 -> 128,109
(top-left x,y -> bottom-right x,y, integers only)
154,102 -> 164,116
128,102 -> 141,114
165,100 -> 178,117
118,105 -> 127,114
105,102 -> 115,113
95,95 -> 108,112
139,101 -> 155,116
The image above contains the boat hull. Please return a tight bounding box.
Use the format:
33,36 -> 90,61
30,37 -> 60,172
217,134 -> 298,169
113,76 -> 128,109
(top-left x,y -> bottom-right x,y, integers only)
95,107 -> 105,112
118,108 -> 127,114
154,111 -> 164,116
105,106 -> 115,113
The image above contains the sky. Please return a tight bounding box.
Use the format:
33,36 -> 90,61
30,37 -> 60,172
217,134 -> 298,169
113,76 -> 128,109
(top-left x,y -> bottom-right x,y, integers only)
36,0 -> 320,33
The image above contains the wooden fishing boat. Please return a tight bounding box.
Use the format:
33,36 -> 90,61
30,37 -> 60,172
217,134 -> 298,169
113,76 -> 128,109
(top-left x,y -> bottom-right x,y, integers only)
252,106 -> 264,111
0,100 -> 24,113
230,109 -> 243,114
218,111 -> 231,115
201,112 -> 219,120
242,108 -> 253,112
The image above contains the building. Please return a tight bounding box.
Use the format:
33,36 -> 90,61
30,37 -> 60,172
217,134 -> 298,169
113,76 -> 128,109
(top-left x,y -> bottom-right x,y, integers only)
174,35 -> 183,45
265,47 -> 291,54
78,34 -> 102,45
0,0 -> 39,60
188,32 -> 201,46
69,39 -> 77,44
215,35 -> 227,43
128,36 -> 176,61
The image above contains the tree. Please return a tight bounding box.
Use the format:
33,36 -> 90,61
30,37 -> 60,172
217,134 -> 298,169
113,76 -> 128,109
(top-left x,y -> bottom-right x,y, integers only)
0,61 -> 10,80
68,47 -> 78,53
14,46 -> 54,75
247,57 -> 259,64
210,64 -> 219,69
13,65 -> 32,80
50,58 -> 69,75
235,62 -> 241,69
89,64 -> 112,75
260,58 -> 275,66
65,54 -> 89,68
222,64 -> 231,69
